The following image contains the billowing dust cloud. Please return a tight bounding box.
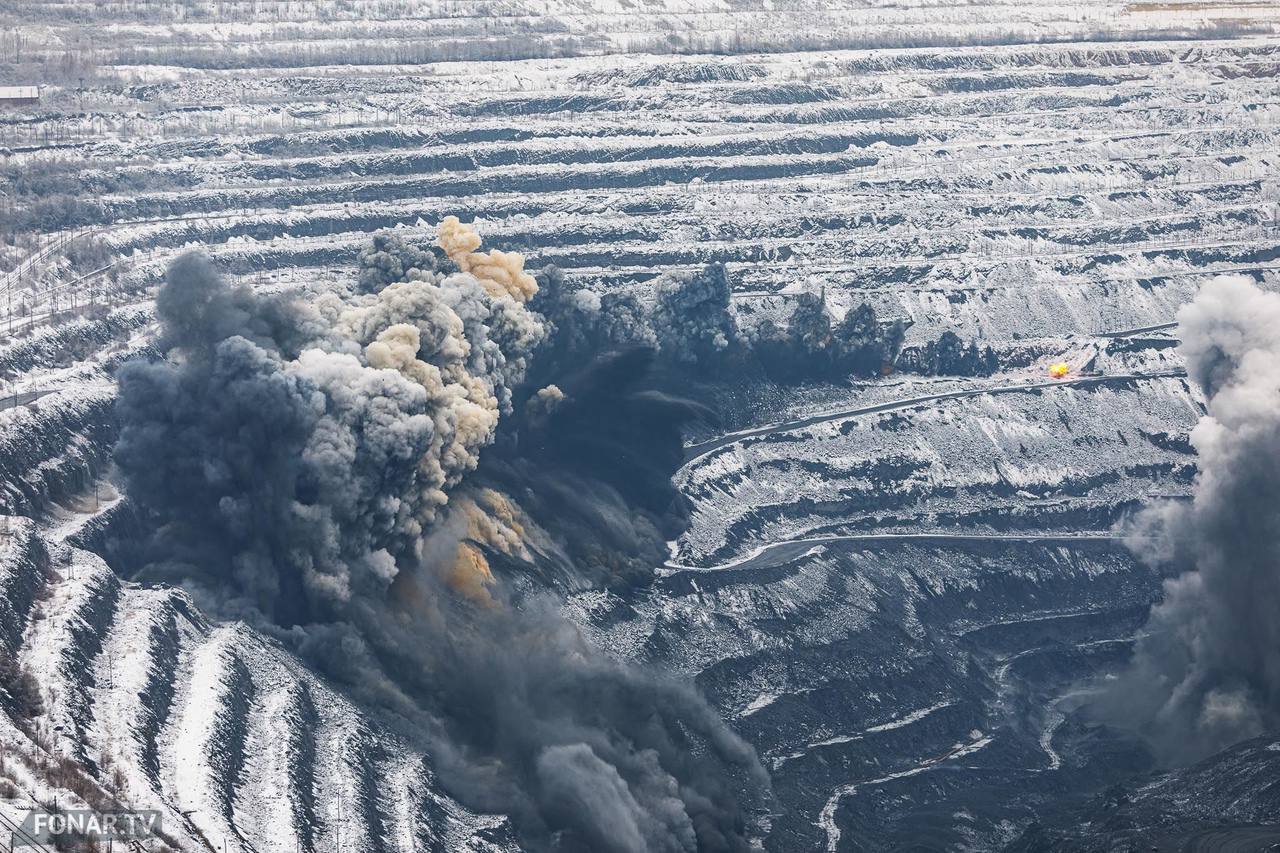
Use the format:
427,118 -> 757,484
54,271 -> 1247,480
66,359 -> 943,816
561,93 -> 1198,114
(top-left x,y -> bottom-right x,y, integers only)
1097,274 -> 1280,764
114,220 -> 768,851
438,214 -> 539,301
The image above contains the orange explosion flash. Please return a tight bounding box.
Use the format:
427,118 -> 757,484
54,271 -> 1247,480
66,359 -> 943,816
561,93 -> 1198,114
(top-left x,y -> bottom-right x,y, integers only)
1049,362 -> 1070,378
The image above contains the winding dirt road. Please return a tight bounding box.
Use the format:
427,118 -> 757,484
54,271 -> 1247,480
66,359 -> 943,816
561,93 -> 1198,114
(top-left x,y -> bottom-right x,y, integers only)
680,368 -> 1188,470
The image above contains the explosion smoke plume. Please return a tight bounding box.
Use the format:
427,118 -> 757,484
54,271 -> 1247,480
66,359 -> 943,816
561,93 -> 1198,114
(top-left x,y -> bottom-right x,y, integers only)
1099,274 -> 1280,763
114,224 -> 767,851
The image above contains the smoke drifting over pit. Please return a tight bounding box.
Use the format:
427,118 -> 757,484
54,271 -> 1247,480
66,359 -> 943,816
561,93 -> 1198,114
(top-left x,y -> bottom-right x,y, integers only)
1099,274 -> 1280,764
113,222 -> 768,851
116,237 -> 543,619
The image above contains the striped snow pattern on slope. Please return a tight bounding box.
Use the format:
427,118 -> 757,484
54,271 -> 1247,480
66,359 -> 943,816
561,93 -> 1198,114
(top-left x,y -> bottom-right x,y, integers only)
3,522 -> 517,853
0,517 -> 52,653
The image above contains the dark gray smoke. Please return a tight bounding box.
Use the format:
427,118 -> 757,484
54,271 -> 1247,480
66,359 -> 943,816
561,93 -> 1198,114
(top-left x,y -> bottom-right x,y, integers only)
748,290 -> 909,380
356,230 -> 443,293
397,586 -> 767,853
530,264 -> 915,387
1097,274 -> 1280,764
116,248 -> 534,622
484,347 -> 717,587
114,236 -> 768,851
652,265 -> 739,363
529,264 -> 737,370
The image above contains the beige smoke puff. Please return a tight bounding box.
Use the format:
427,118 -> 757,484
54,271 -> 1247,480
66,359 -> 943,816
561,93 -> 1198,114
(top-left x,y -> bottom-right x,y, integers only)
333,241 -> 543,544
465,488 -> 531,560
435,214 -> 483,258
447,541 -> 496,604
444,489 -> 535,603
437,215 -> 539,303
526,384 -> 566,421
365,323 -> 444,389
361,322 -> 498,520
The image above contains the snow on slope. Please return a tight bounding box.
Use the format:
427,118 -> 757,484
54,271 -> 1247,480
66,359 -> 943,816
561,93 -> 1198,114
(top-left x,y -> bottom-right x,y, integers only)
2,1 -> 1279,850
0,515 -> 518,853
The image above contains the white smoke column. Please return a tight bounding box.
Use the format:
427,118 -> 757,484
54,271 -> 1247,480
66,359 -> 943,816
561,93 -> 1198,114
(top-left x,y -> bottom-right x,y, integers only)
1107,274 -> 1280,762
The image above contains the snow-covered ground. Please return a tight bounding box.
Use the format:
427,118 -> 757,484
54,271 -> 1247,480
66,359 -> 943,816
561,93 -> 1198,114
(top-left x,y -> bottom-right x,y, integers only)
3,1 -> 1280,851
0,509 -> 517,853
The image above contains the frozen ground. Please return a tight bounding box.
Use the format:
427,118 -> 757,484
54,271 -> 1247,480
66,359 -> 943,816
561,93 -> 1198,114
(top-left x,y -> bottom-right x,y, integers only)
2,1 -> 1280,851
